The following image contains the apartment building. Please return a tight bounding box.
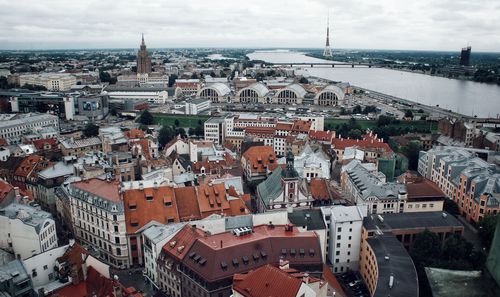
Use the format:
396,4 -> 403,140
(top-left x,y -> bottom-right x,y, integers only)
0,113 -> 59,144
418,146 -> 500,223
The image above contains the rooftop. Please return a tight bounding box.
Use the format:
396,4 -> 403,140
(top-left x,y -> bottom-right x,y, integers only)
363,211 -> 463,233
71,178 -> 121,202
0,203 -> 53,233
367,235 -> 418,297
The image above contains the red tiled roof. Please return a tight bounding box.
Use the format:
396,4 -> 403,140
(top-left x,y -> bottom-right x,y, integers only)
405,177 -> 445,200
331,133 -> 392,152
245,126 -> 276,135
242,146 -> 278,174
131,139 -> 152,161
233,264 -> 302,297
72,178 -> 121,202
162,224 -> 205,261
0,138 -> 8,146
308,130 -> 335,141
124,129 -> 145,139
183,224 -> 322,283
14,155 -> 42,177
275,122 -> 293,131
291,120 -> 312,133
309,179 -> 331,201
174,187 -> 201,221
123,186 -> 179,234
32,138 -> 58,150
322,264 -> 348,297
0,180 -> 14,203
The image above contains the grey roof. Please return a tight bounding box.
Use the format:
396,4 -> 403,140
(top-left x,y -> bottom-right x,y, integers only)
237,83 -> 270,97
367,235 -> 418,297
142,223 -> 186,245
276,83 -> 307,98
60,137 -> 101,149
224,215 -> 253,230
315,85 -> 345,101
38,161 -> 74,179
0,113 -> 58,129
0,259 -> 29,284
257,166 -> 284,207
363,211 -> 463,232
288,209 -> 326,231
0,203 -> 53,234
346,162 -> 406,200
199,82 -> 230,96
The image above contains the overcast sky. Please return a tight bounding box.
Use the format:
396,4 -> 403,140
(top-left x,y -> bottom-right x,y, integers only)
1,0 -> 499,51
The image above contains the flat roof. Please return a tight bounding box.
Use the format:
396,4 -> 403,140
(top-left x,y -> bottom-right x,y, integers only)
364,211 -> 463,232
288,209 -> 326,231
367,235 -> 418,297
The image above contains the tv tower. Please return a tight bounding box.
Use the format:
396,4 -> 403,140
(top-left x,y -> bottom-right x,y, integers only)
323,11 -> 333,57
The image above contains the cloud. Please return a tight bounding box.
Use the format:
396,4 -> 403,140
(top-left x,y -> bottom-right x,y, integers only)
0,0 -> 498,51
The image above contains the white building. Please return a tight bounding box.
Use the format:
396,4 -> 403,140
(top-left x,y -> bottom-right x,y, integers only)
279,144 -> 330,180
321,205 -> 365,273
142,223 -> 185,289
65,178 -> 130,268
19,73 -> 77,91
0,113 -> 59,144
204,117 -> 226,145
0,203 -> 58,260
185,99 -> 211,115
22,244 -> 69,290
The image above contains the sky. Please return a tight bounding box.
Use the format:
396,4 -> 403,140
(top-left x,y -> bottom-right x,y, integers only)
0,0 -> 499,51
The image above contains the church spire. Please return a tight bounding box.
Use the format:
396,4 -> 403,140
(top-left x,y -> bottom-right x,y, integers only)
141,33 -> 145,46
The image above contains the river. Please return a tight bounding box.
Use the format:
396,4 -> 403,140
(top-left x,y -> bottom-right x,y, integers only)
247,51 -> 500,118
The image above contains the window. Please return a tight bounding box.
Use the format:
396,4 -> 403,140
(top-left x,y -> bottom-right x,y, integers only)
336,251 -> 340,255
337,227 -> 342,232
336,243 -> 341,248
337,235 -> 341,240
43,265 -> 48,270
115,237 -> 120,244
116,248 -> 121,255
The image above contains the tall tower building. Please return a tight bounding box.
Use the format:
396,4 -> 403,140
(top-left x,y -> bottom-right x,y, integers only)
460,46 -> 471,66
323,13 -> 333,57
137,33 -> 152,74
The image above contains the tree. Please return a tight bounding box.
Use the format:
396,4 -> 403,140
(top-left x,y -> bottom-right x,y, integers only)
83,123 -> 99,138
158,126 -> 174,148
176,127 -> 186,137
168,74 -> 178,87
442,234 -> 473,262
299,77 -> 309,84
443,199 -> 460,216
188,127 -> 195,136
194,125 -> 204,137
174,119 -> 180,127
137,110 -> 154,125
377,115 -> 395,127
348,129 -> 363,140
405,110 -> 414,119
478,214 -> 498,249
410,229 -> 441,265
402,140 -> 422,170
352,105 -> 363,114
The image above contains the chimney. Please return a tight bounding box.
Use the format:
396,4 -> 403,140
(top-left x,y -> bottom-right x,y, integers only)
303,273 -> 310,284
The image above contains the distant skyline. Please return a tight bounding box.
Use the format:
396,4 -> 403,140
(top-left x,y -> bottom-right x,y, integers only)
1,0 -> 499,52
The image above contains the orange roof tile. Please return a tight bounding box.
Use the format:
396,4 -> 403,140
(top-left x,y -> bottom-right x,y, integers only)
162,224 -> 206,261
174,187 -> 201,221
32,138 -> 58,150
72,178 -> 121,202
233,265 -> 302,297
242,146 -> 278,174
291,120 -> 312,133
0,180 -> 14,203
123,186 -> 179,233
124,128 -> 145,139
308,130 -> 335,141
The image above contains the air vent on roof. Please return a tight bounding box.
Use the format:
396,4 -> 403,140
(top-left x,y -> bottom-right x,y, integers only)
193,254 -> 201,262
232,258 -> 239,266
281,248 -> 287,256
290,249 -> 296,256
253,253 -> 259,261
199,258 -> 206,266
309,248 -> 315,256
389,275 -> 394,289
260,251 -> 267,258
233,226 -> 252,237
299,248 -> 305,256
177,245 -> 185,253
242,256 -> 249,264
188,252 -> 195,258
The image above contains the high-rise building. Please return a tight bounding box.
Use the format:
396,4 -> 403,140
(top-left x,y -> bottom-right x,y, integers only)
137,33 -> 152,74
460,46 -> 471,66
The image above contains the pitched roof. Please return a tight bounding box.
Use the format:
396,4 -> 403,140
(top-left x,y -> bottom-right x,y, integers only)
182,224 -> 322,283
308,130 -> 335,142
123,186 -> 179,234
32,138 -> 58,150
242,146 -> 278,174
124,128 -> 145,139
405,177 -> 445,201
0,180 -> 14,203
174,187 -> 201,221
232,264 -> 302,297
332,132 -> 392,152
291,120 -> 312,133
72,178 -> 121,202
309,179 -> 337,201
162,224 -> 205,261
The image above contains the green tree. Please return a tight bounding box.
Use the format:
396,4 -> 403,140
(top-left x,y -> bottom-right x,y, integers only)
403,140 -> 422,170
83,123 -> 99,138
410,229 -> 441,266
377,115 -> 394,127
168,74 -> 178,87
478,214 -> 498,249
137,110 -> 154,125
174,119 -> 180,127
194,125 -> 204,137
442,234 -> 473,262
405,110 -> 414,118
348,129 -> 363,140
188,127 -> 195,136
443,199 -> 460,216
352,105 -> 363,114
158,126 -> 174,148
299,77 -> 309,84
